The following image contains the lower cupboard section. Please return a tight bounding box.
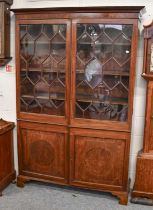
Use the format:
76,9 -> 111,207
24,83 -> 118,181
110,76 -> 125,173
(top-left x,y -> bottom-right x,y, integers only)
18,121 -> 130,192
70,128 -> 130,191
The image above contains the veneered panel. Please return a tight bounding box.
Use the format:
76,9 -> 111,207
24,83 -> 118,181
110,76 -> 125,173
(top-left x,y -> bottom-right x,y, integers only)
0,131 -> 14,179
19,122 -> 68,183
70,128 -> 129,190
134,155 -> 153,193
74,136 -> 125,185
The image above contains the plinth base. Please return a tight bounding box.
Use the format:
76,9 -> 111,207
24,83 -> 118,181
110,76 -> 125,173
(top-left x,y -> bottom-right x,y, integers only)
132,152 -> 153,204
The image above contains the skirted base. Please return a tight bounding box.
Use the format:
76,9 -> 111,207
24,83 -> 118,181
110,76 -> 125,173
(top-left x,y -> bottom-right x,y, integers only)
0,170 -> 16,196
131,151 -> 153,205
17,174 -> 129,205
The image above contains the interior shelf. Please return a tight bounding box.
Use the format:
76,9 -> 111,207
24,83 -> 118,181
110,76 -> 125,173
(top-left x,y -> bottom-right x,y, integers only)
20,41 -> 130,46
20,68 -> 129,76
21,94 -> 65,101
76,96 -> 128,105
76,69 -> 129,76
78,42 -> 131,46
20,41 -> 66,44
21,68 -> 66,73
21,94 -> 127,105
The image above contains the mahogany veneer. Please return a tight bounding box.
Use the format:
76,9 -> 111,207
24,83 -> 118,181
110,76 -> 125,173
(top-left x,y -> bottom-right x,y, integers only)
12,6 -> 143,205
0,119 -> 16,196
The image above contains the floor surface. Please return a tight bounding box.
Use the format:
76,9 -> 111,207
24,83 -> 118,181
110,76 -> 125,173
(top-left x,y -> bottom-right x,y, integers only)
0,182 -> 152,210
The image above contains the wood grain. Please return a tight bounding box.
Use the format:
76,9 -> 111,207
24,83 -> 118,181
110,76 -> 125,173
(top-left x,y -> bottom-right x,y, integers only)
0,119 -> 16,195
132,21 -> 153,202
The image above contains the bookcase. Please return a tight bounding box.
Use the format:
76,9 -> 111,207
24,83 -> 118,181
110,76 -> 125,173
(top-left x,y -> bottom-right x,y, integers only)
12,6 -> 143,205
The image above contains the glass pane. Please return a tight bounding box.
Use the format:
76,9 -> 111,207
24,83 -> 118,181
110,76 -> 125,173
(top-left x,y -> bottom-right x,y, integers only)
20,24 -> 67,116
75,23 -> 133,122
28,25 -> 42,38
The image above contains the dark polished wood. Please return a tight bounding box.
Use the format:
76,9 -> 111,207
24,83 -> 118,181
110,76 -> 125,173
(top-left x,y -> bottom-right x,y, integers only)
0,0 -> 13,5
13,7 -> 143,205
132,21 -> 153,204
0,119 -> 16,196
0,0 -> 13,66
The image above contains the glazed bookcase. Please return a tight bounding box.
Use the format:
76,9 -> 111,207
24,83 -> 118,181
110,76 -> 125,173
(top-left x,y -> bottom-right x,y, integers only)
12,7 -> 143,205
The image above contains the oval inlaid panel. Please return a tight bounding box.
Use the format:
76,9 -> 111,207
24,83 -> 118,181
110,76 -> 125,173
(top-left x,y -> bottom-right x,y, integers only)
79,148 -> 112,178
30,140 -> 54,166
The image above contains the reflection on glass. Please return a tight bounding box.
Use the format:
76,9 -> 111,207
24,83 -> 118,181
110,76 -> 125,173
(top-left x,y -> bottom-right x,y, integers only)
75,23 -> 132,121
20,24 -> 66,116
28,25 -> 42,38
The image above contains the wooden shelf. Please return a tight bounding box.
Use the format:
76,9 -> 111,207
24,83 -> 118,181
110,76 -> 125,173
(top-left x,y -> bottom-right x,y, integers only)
21,68 -> 66,73
21,94 -> 65,101
78,42 -> 131,46
76,69 -> 129,76
21,41 -> 66,45
76,96 -> 128,105
19,41 -> 130,46
21,68 -> 129,76
21,94 -> 127,105
103,70 -> 129,76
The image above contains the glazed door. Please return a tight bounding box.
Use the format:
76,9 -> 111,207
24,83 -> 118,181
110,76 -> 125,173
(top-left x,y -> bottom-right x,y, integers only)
70,19 -> 137,130
17,19 -> 71,124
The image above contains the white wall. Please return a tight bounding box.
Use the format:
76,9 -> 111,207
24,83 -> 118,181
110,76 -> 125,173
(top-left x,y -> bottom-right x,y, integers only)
0,0 -> 153,188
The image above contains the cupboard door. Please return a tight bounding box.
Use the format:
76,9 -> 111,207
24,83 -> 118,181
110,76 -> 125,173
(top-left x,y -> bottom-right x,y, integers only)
18,122 -> 68,184
71,19 -> 137,129
17,20 -> 71,124
70,128 -> 130,191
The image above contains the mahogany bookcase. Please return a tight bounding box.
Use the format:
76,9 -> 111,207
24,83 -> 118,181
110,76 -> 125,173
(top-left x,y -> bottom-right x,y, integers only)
12,6 -> 143,205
